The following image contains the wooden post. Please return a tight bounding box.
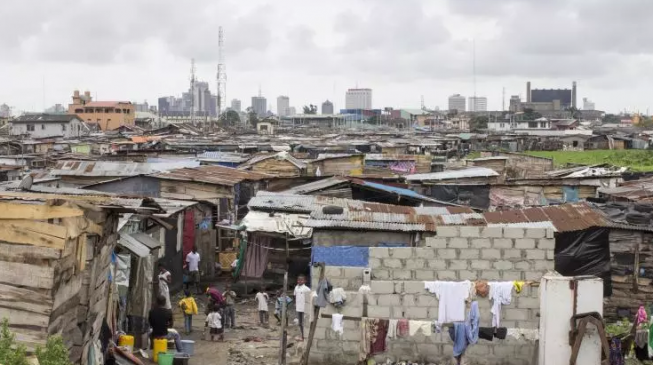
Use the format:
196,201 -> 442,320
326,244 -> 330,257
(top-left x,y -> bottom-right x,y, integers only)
300,262 -> 325,365
278,233 -> 290,365
634,242 -> 640,293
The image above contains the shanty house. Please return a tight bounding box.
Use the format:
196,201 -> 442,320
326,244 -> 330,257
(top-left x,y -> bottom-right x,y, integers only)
239,152 -> 308,177
364,154 -> 432,175
309,154 -> 364,176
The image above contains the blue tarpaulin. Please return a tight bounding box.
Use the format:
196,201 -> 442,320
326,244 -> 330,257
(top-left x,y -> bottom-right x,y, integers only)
563,186 -> 579,202
312,246 -> 370,267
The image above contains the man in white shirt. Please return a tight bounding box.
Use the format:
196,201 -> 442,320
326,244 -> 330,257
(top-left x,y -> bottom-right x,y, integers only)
186,246 -> 201,294
293,274 -> 311,341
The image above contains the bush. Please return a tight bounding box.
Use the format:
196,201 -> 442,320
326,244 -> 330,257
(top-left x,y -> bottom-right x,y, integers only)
36,336 -> 72,365
0,319 -> 72,365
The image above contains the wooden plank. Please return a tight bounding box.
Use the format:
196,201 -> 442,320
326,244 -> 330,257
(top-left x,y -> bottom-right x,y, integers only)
0,261 -> 55,289
0,307 -> 50,328
0,225 -> 65,249
0,282 -> 52,315
78,235 -> 87,271
52,275 -> 82,311
0,202 -> 84,220
61,217 -> 102,238
0,242 -> 60,262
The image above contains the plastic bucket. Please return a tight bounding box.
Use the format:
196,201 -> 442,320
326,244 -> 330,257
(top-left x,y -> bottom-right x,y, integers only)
173,353 -> 190,365
118,335 -> 134,352
181,340 -> 194,356
153,338 -> 168,363
158,352 -> 175,365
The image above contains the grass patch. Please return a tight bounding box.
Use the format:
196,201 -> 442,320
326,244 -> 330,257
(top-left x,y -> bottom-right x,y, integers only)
524,150 -> 653,172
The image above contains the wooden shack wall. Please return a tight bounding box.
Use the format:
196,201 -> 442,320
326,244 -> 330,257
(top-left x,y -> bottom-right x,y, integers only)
159,180 -> 232,203
310,156 -> 364,177
498,153 -> 554,179
250,159 -> 301,177
469,159 -> 506,175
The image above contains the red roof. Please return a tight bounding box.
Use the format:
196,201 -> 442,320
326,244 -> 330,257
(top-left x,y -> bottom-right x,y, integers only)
84,101 -> 132,108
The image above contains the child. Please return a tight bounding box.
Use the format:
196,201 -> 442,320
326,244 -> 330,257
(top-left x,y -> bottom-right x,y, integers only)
178,290 -> 198,334
255,287 -> 269,326
294,275 -> 311,341
223,284 -> 237,329
205,304 -> 223,342
274,289 -> 293,326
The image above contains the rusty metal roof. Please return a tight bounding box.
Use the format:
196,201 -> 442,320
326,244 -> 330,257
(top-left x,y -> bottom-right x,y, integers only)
153,165 -> 272,186
51,160 -> 200,177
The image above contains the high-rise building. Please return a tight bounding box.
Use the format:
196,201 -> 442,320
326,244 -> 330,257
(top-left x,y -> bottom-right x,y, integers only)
289,106 -> 297,116
583,98 -> 595,111
277,96 -> 290,117
345,88 -> 372,109
231,99 -> 241,113
448,94 -> 466,112
322,100 -> 334,115
0,104 -> 10,118
193,81 -> 210,114
251,96 -> 267,118
468,97 -> 488,112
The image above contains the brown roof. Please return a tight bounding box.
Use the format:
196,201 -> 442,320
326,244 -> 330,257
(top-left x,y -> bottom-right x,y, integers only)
153,165 -> 272,186
85,101 -> 132,108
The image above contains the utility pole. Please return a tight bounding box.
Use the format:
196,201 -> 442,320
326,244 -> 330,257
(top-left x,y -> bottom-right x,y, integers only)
217,26 -> 226,132
190,58 -> 196,126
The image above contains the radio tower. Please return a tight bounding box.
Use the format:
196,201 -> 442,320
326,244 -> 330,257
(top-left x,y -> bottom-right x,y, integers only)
217,26 -> 227,129
189,58 -> 196,125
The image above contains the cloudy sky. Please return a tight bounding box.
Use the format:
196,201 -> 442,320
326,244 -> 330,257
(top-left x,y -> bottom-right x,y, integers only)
1,0 -> 651,114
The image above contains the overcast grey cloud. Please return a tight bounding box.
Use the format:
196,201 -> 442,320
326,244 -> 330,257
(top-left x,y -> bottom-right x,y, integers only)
0,0 -> 651,114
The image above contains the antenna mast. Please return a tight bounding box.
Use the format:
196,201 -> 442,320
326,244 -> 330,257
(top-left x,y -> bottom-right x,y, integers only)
190,58 -> 196,125
472,39 -> 476,112
217,26 -> 226,130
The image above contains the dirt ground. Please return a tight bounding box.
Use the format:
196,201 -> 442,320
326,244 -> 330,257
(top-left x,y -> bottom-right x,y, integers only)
164,285 -> 304,365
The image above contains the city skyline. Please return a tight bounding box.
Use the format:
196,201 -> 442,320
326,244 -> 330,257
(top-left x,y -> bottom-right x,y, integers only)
0,0 -> 652,115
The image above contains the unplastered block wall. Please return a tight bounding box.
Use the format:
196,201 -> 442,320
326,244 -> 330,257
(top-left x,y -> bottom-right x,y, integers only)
310,226 -> 555,365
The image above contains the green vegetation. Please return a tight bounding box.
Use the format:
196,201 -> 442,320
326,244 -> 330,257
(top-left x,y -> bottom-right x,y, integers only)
525,150 -> 653,172
0,319 -> 71,365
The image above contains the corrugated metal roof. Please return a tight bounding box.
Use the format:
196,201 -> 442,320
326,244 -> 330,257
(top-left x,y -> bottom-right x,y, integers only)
240,211 -> 312,238
304,219 -> 431,232
282,177 -> 349,194
406,167 -> 499,181
351,179 -> 465,206
153,165 -> 272,186
314,153 -> 360,162
240,152 -> 308,169
196,151 -> 251,163
365,154 -> 420,161
51,160 -> 200,177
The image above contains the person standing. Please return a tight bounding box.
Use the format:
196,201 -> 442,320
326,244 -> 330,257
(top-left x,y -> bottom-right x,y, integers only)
157,264 -> 172,310
274,289 -> 292,326
186,246 -> 201,294
255,287 -> 269,326
223,284 -> 237,329
293,275 -> 311,341
148,295 -> 183,351
178,290 -> 198,334
205,304 -> 224,342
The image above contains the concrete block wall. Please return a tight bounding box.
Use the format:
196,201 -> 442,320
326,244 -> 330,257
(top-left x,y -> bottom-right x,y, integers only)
309,226 -> 554,365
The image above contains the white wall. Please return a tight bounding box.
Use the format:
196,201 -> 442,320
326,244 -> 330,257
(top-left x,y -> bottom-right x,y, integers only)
488,121 -> 511,131
10,118 -> 86,138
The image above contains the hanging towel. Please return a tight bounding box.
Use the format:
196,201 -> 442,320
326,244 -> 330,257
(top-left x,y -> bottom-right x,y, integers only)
425,281 -> 472,323
315,279 -> 332,308
409,320 -> 432,336
466,301 -> 480,345
489,281 -> 513,327
386,319 -> 398,340
332,314 -> 344,336
370,320 -> 389,355
513,281 -> 525,294
397,319 -> 410,337
359,318 -> 374,362
447,301 -> 480,357
329,288 -> 347,306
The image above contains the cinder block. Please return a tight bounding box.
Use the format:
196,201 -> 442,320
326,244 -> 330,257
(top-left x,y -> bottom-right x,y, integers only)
502,271 -> 522,281
459,270 -> 478,280
466,344 -> 493,356
436,226 -> 459,237
372,269 -> 391,280
514,261 -> 532,271
394,281 -> 405,293
492,345 -> 518,357
480,270 -> 502,280
342,267 -> 363,279
342,329 -> 360,341
404,281 -> 426,294
427,307 -> 440,318
537,238 -> 555,250
459,249 -> 480,259
414,247 -> 436,259
515,238 -> 536,249
526,249 -> 545,260
481,226 -> 503,238
460,226 -> 481,238
427,259 -> 447,270
325,266 -> 343,278
546,249 -> 555,260
390,247 -> 413,259
448,260 -> 469,270
316,318 -> 332,328
417,343 -> 442,358
493,260 -> 514,270
370,280 -> 395,294
415,294 -> 438,307
368,258 -> 382,269
493,238 -> 514,248
425,238 -> 447,249
545,228 -> 555,238
525,228 -> 546,239
377,294 -> 401,306
517,320 -> 539,330
436,270 -> 458,280
369,247 -> 389,258
505,308 -> 530,321
471,238 -> 492,248
313,327 -> 327,340
414,270 -> 436,280
383,258 -> 403,269
471,260 -> 491,270
449,237 -> 470,248
391,307 -> 408,319
391,269 -> 412,280
436,248 -> 457,259
524,271 -> 544,281
405,259 -> 426,269
367,306 -> 391,318
402,294 -> 416,307
406,307 -> 428,319
481,249 -> 501,259
517,296 -> 540,309
534,260 -> 555,271
504,227 -> 525,238
340,304 -> 363,317
502,249 -> 523,259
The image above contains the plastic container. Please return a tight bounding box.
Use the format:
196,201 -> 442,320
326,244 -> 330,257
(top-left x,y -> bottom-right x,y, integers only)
118,335 -> 134,352
173,353 -> 190,365
158,352 -> 174,365
181,340 -> 194,356
153,338 -> 168,363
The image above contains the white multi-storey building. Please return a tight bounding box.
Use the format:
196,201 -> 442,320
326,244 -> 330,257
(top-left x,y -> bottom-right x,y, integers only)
448,94 -> 466,112
345,88 -> 372,109
468,96 -> 488,112
277,96 -> 290,116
